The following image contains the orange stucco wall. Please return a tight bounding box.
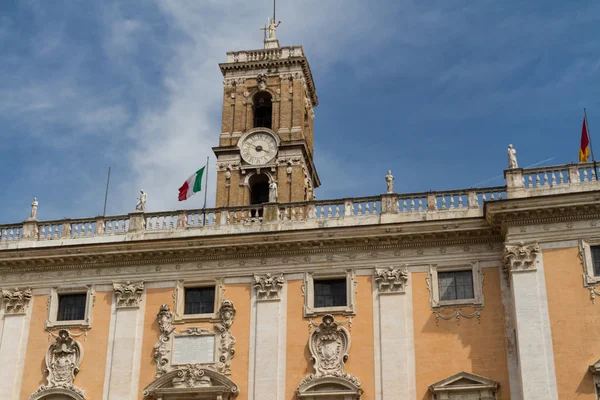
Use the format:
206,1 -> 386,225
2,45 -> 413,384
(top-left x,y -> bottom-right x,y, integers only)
285,276 -> 376,400
20,291 -> 112,400
137,284 -> 251,399
412,268 -> 510,400
544,246 -> 600,399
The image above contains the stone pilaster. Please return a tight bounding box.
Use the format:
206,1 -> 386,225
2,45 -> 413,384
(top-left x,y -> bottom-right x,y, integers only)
373,267 -> 416,400
503,243 -> 558,400
248,274 -> 286,400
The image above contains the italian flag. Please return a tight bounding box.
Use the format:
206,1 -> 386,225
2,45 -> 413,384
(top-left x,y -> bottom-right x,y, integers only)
178,167 -> 205,201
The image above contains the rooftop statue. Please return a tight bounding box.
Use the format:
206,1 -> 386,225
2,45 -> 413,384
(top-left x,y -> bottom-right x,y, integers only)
508,144 -> 518,169
136,190 -> 147,212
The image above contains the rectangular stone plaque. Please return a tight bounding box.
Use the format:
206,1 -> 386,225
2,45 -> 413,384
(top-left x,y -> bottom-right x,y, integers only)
173,335 -> 215,364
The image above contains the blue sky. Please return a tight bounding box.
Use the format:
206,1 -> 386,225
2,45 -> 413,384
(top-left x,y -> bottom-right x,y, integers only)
1,0 -> 599,223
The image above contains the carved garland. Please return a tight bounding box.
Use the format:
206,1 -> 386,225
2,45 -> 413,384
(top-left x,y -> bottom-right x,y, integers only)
2,287 -> 33,314
503,242 -> 540,285
30,329 -> 85,400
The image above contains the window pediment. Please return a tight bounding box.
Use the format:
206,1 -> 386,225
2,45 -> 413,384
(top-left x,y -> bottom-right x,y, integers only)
142,366 -> 238,400
429,371 -> 499,400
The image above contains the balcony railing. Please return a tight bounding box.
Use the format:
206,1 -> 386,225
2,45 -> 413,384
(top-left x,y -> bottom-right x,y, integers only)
1,161 -> 598,247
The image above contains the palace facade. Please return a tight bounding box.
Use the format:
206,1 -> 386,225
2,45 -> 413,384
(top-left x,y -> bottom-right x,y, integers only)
1,20 -> 600,400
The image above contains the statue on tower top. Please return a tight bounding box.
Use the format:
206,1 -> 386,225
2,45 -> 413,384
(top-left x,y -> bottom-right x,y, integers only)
261,17 -> 281,49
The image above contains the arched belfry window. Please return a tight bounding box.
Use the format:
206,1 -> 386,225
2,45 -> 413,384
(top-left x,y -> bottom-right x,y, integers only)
249,173 -> 270,205
253,92 -> 272,129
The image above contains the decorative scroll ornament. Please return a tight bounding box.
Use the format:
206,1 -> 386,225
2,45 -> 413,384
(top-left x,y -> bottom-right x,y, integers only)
142,366 -> 239,399
113,281 -> 144,308
2,287 -> 33,314
253,273 -> 284,300
374,267 -> 408,293
503,242 -> 540,284
153,304 -> 175,378
214,300 -> 236,374
298,315 -> 362,398
256,73 -> 268,91
30,329 -> 85,400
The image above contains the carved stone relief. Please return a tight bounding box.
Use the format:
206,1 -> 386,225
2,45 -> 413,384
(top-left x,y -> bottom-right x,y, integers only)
30,329 -> 85,400
256,73 -> 268,91
503,242 -> 540,284
113,281 -> 144,308
374,267 -> 408,293
253,273 -> 284,300
142,366 -> 239,399
2,287 -> 32,314
297,315 -> 363,398
152,300 -> 236,379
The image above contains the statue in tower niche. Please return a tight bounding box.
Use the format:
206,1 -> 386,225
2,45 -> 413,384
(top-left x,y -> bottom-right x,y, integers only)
136,190 -> 147,211
507,144 -> 518,169
269,181 -> 278,203
385,170 -> 394,193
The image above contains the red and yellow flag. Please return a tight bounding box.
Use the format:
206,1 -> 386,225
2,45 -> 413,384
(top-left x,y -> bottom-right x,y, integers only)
580,117 -> 590,163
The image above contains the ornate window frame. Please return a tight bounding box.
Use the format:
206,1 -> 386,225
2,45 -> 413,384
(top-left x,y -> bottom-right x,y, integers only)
427,262 -> 484,309
46,285 -> 95,329
303,270 -> 356,318
174,278 -> 224,323
580,239 -> 600,286
428,371 -> 499,399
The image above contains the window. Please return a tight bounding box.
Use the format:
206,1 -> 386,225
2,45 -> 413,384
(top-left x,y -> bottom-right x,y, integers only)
46,285 -> 94,329
184,287 -> 215,315
303,271 -> 356,317
174,279 -> 223,322
427,262 -> 484,309
57,293 -> 87,321
314,279 -> 347,308
438,271 -> 474,301
592,245 -> 600,276
580,240 -> 600,285
253,92 -> 272,129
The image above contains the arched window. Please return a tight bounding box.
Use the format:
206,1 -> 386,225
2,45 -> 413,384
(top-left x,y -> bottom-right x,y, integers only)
249,173 -> 270,205
253,92 -> 272,129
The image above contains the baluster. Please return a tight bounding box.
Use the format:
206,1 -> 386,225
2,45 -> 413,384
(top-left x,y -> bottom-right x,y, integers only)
482,193 -> 488,202
450,196 -> 455,209
442,197 -> 447,210
410,199 -> 415,212
53,226 -> 59,239
551,171 -> 557,185
542,172 -> 548,185
357,203 -> 363,216
499,192 -> 503,200
74,224 -> 80,237
559,171 -> 564,184
291,207 -> 297,221
535,174 -> 540,187
416,199 -> 422,211
298,208 -> 304,220
327,206 -> 332,218
8,229 -> 13,241
373,203 -> 378,214
365,203 -> 370,215
527,175 -> 532,187
584,169 -> 589,182
458,195 -> 464,208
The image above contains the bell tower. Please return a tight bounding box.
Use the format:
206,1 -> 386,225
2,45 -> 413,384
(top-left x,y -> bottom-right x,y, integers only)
213,19 -> 320,208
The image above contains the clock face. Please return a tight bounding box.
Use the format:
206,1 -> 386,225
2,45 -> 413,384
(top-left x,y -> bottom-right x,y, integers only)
240,132 -> 278,165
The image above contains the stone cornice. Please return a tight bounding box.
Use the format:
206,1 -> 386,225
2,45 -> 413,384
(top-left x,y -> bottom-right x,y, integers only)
0,219 -> 499,272
219,55 -> 318,107
486,190 -> 600,228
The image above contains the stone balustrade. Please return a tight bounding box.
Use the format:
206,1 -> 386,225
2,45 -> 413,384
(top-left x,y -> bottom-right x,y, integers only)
226,46 -> 303,63
1,162 -> 599,248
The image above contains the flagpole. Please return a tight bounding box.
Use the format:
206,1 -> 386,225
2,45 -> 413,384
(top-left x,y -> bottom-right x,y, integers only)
202,156 -> 209,226
102,167 -> 111,217
584,108 -> 598,180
